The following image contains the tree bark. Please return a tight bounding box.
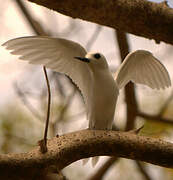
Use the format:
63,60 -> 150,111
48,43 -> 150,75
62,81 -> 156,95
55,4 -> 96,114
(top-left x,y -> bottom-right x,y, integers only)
0,129 -> 173,179
27,0 -> 173,45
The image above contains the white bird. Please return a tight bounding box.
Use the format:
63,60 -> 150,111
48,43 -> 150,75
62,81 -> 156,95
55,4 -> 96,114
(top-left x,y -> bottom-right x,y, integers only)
2,36 -> 171,166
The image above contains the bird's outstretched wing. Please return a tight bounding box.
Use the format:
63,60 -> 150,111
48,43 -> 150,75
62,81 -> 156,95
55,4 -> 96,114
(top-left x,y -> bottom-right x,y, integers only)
114,50 -> 171,90
2,36 -> 93,109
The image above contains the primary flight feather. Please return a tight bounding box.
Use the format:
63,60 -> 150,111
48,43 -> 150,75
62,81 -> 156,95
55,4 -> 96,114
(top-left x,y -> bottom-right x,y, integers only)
2,36 -> 171,166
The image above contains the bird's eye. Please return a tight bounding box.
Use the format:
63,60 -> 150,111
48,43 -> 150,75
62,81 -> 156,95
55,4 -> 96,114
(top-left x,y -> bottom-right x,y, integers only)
94,53 -> 101,59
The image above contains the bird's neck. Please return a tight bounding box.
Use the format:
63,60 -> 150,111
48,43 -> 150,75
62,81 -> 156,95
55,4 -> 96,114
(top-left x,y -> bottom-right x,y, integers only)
92,67 -> 112,81
91,68 -> 117,93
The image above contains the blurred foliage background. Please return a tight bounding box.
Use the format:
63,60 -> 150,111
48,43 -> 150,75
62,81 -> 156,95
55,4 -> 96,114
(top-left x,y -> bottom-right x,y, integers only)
1,0 -> 173,179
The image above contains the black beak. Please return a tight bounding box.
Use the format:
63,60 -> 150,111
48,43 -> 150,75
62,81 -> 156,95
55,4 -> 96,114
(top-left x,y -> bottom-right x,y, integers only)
74,57 -> 90,63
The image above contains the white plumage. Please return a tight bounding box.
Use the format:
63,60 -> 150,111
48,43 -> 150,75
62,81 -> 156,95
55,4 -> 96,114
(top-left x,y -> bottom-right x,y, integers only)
2,36 -> 171,166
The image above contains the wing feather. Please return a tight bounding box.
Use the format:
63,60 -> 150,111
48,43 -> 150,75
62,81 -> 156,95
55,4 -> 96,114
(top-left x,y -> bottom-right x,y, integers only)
149,60 -> 164,89
2,36 -> 93,112
115,50 -> 171,89
144,61 -> 158,89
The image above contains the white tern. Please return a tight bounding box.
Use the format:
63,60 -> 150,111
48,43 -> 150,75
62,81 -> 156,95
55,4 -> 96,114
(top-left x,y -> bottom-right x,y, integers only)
2,36 -> 171,166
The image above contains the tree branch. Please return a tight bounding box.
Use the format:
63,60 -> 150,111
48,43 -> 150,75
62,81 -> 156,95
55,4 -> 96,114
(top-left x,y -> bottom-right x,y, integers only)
27,0 -> 173,45
136,161 -> 153,180
0,129 -> 173,179
115,31 -> 138,131
88,157 -> 119,180
138,111 -> 173,125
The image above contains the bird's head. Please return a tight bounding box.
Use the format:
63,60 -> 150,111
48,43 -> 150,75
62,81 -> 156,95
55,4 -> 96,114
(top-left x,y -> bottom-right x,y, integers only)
74,52 -> 109,69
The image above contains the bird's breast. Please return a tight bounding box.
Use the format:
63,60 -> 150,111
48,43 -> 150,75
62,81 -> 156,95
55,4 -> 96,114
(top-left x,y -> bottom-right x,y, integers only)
92,73 -> 118,110
88,69 -> 119,129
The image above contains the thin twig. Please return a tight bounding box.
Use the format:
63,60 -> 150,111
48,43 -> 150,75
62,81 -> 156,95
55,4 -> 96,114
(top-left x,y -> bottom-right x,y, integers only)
13,2 -> 68,179
15,0 -> 52,153
40,66 -> 51,153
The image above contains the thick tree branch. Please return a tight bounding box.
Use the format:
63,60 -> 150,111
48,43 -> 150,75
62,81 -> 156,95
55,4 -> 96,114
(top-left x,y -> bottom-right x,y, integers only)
27,0 -> 173,45
0,130 -> 173,179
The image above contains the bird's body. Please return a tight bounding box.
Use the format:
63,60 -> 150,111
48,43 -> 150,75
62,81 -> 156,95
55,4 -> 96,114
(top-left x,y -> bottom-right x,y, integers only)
88,64 -> 118,129
2,36 -> 171,166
